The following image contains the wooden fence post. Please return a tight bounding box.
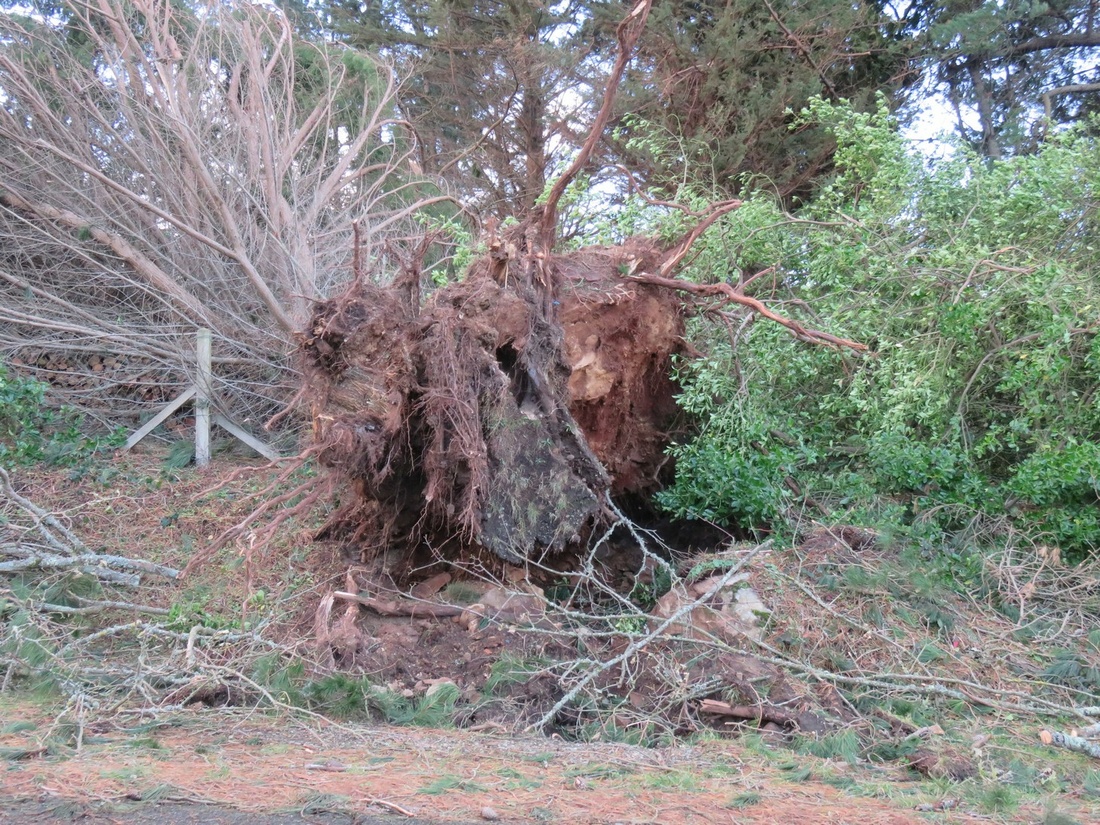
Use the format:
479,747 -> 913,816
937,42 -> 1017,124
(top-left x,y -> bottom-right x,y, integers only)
195,327 -> 212,467
123,327 -> 278,462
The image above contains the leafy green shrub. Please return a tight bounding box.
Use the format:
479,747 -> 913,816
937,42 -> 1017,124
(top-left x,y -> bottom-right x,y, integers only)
0,364 -> 123,466
649,99 -> 1100,561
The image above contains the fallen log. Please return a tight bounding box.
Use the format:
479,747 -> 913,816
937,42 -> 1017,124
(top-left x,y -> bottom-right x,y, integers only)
697,698 -> 800,727
1040,729 -> 1100,759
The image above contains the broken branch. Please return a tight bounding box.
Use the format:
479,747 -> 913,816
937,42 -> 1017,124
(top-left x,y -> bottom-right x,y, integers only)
627,271 -> 867,351
697,698 -> 799,727
333,591 -> 465,619
1039,729 -> 1100,759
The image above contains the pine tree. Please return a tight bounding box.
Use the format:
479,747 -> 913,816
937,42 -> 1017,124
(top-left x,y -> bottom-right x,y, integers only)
918,0 -> 1100,157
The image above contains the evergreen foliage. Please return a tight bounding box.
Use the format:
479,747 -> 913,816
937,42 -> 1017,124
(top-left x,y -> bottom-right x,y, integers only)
326,0 -> 614,215
912,0 -> 1100,158
620,0 -> 916,204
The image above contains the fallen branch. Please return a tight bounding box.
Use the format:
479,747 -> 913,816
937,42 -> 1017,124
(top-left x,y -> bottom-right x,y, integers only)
0,548 -> 178,583
1039,729 -> 1100,759
627,270 -> 866,351
0,466 -> 90,555
33,598 -> 171,617
525,540 -> 772,733
333,591 -> 465,619
369,798 -> 415,818
697,698 -> 798,727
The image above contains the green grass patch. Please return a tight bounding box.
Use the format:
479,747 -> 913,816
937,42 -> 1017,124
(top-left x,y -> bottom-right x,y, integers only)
792,729 -> 862,763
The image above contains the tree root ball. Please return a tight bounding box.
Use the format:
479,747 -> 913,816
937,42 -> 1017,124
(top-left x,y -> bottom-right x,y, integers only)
300,241 -> 685,563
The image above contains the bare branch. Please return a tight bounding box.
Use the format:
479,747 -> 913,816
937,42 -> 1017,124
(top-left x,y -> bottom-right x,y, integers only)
628,271 -> 867,351
539,0 -> 652,245
0,0 -> 440,426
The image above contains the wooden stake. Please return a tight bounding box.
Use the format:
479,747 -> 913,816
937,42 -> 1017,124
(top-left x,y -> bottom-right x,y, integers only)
195,327 -> 212,467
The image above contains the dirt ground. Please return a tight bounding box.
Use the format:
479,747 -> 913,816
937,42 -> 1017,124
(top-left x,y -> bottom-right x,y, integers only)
1,697 -> 993,825
4,455 -> 1098,825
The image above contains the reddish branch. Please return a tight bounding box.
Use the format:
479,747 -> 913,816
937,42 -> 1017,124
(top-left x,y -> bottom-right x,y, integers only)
539,0 -> 652,246
181,450 -> 328,577
628,270 -> 867,351
658,199 -> 745,277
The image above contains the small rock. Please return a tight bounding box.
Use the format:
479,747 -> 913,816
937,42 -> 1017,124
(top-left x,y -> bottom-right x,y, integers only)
481,806 -> 500,821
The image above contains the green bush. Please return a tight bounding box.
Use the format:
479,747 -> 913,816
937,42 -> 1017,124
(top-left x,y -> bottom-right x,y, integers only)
0,365 -> 123,467
649,100 -> 1100,560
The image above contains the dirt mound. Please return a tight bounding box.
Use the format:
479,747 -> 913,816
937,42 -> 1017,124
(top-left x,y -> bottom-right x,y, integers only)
301,238 -> 683,565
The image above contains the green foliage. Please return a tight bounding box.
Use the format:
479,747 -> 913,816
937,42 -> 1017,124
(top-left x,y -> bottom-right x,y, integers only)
0,365 -> 123,467
792,729 -> 862,763
653,99 -> 1100,561
619,1 -> 913,205
483,654 -> 547,694
726,791 -> 762,809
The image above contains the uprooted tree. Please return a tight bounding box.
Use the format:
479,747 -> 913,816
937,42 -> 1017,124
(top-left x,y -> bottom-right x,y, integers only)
284,0 -> 864,572
0,0 -> 442,427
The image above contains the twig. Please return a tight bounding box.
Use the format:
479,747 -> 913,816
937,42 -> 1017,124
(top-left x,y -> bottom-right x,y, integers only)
526,540 -> 771,732
369,798 -> 415,817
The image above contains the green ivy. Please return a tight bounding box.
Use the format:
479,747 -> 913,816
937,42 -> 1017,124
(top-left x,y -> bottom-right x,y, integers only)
0,365 -> 123,467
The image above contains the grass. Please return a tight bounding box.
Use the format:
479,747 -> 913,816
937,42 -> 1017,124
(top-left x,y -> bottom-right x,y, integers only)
496,767 -> 543,790
640,770 -> 699,791
563,764 -> 627,780
777,762 -> 813,783
521,751 -> 557,764
791,729 -> 862,764
296,792 -> 350,815
1,721 -> 37,734
977,782 -> 1019,814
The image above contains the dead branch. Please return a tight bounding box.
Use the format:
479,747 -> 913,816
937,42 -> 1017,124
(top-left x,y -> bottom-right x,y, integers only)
526,539 -> 772,733
697,699 -> 799,727
0,467 -> 90,555
1039,729 -> 1100,759
539,0 -> 653,245
333,591 -> 465,619
0,550 -> 178,583
1,467 -> 179,584
628,270 -> 867,351
0,0 -> 440,426
32,598 -> 170,617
